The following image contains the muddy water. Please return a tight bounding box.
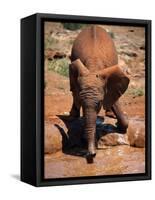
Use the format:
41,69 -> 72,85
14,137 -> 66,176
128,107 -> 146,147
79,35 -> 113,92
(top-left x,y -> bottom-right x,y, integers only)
44,116 -> 145,179
44,145 -> 145,179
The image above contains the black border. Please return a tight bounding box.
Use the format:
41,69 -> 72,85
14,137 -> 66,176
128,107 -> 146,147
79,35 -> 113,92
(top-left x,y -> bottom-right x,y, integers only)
21,13 -> 151,187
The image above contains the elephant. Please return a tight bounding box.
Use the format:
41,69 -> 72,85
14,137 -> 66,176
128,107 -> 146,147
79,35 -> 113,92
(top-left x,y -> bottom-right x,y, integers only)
69,25 -> 130,161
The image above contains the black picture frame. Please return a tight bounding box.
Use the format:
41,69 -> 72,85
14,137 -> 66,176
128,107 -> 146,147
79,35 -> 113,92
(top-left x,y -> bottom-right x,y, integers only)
21,13 -> 151,187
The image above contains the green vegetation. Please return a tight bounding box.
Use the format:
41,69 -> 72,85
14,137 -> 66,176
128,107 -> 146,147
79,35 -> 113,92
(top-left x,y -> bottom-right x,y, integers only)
45,37 -> 59,49
48,58 -> 69,77
62,23 -> 87,30
126,87 -> 144,97
68,39 -> 74,45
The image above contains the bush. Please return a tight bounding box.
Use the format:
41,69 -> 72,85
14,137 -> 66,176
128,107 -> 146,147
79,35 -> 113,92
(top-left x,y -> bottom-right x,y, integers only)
62,23 -> 86,30
44,37 -> 59,49
48,58 -> 69,77
127,88 -> 144,97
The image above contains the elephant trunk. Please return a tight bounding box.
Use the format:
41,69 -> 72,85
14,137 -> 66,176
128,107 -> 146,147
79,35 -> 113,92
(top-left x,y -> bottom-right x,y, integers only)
83,108 -> 97,158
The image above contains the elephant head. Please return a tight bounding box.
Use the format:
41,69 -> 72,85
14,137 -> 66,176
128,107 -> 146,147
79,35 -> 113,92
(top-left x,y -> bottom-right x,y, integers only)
70,59 -> 130,159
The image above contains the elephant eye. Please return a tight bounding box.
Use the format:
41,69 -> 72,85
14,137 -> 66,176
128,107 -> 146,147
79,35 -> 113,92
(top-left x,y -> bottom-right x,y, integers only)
96,74 -> 99,78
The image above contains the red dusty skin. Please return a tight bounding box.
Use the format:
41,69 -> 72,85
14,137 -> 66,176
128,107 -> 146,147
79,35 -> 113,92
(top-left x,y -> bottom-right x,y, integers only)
69,26 -> 130,160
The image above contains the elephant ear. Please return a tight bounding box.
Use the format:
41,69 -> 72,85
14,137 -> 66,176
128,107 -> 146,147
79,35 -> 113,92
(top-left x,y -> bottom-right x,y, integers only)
69,59 -> 89,77
99,65 -> 130,110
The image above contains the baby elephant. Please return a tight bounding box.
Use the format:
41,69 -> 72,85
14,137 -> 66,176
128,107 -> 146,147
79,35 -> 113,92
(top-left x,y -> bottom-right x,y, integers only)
69,26 -> 130,161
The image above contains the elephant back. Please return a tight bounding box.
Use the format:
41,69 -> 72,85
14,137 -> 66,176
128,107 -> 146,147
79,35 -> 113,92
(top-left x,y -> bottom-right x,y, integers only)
71,26 -> 118,71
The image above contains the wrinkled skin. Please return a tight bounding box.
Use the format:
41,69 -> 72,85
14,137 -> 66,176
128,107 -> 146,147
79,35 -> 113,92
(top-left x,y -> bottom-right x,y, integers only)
69,26 -> 130,160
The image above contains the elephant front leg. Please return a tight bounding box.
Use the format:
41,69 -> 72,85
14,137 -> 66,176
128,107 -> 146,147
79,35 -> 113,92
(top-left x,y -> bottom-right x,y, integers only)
69,92 -> 81,119
112,101 -> 128,133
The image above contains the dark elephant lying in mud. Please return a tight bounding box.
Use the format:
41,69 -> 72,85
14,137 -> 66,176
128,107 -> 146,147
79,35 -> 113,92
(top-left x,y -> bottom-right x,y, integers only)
69,25 -> 130,161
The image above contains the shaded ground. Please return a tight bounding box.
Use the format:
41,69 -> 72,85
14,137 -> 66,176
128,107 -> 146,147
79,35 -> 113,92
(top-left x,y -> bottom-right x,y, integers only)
44,23 -> 145,179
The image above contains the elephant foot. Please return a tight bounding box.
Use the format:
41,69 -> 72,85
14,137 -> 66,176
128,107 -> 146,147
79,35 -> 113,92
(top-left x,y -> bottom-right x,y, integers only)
86,144 -> 96,163
86,152 -> 96,164
116,120 -> 128,133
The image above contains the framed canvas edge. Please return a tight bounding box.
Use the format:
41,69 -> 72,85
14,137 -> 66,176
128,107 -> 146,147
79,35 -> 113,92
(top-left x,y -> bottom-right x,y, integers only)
23,13 -> 151,187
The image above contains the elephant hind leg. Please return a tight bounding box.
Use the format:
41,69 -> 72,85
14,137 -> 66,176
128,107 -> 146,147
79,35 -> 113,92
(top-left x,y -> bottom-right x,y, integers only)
112,101 -> 128,133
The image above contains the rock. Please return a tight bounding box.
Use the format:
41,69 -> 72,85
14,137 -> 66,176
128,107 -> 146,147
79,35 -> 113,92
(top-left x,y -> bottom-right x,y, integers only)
127,120 -> 145,147
44,118 -> 84,154
63,111 -> 70,115
96,117 -> 129,149
45,48 -> 66,60
129,29 -> 134,32
97,133 -> 129,149
139,45 -> 145,50
44,116 -> 145,154
44,122 -> 67,154
120,50 -> 138,57
97,119 -> 145,148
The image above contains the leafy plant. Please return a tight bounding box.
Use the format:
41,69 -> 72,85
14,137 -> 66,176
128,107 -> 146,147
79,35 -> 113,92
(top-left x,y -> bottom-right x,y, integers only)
44,37 -> 59,49
126,88 -> 144,97
62,23 -> 87,30
48,58 -> 69,77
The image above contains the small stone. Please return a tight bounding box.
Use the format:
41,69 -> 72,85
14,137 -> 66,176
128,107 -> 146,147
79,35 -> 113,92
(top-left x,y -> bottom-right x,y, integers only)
63,111 -> 70,115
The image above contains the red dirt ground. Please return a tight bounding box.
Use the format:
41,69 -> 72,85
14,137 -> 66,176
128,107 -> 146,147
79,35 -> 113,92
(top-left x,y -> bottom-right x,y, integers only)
44,24 -> 145,179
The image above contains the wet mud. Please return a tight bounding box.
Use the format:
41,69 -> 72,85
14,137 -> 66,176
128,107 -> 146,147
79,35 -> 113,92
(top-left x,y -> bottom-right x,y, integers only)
44,116 -> 145,179
45,146 -> 145,179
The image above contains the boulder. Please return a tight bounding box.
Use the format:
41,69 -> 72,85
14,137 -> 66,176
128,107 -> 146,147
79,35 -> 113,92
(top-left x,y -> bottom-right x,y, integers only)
44,116 -> 145,154
127,120 -> 145,147
45,48 -> 66,60
45,122 -> 63,153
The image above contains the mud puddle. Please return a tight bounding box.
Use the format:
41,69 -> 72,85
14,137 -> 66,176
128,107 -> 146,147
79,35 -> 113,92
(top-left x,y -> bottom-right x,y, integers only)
45,145 -> 145,179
